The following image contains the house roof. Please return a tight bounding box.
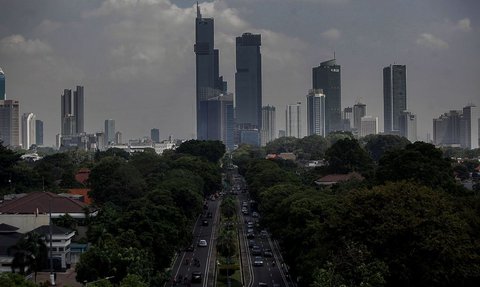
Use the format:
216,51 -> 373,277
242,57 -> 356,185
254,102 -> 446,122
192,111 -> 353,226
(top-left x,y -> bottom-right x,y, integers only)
31,225 -> 74,236
0,223 -> 19,233
75,168 -> 90,185
67,188 -> 92,205
0,192 -> 89,214
316,172 -> 364,185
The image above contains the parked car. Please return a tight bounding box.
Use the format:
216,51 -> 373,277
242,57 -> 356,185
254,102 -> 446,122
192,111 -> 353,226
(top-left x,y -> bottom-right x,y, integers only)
198,239 -> 208,247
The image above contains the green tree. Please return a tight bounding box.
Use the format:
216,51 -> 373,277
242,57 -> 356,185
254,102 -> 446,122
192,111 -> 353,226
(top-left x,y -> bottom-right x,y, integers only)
325,138 -> 373,174
176,140 -> 226,163
296,134 -> 328,160
0,273 -> 37,287
265,136 -> 298,154
0,141 -> 22,194
8,232 -> 48,281
216,229 -> 237,258
362,134 -> 410,162
120,274 -> 148,287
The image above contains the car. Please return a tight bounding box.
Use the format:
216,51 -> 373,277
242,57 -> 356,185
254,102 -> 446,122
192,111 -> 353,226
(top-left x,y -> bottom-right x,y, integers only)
253,256 -> 264,266
191,271 -> 202,283
263,251 -> 273,258
198,239 -> 208,247
202,219 -> 208,226
248,240 -> 256,248
260,230 -> 268,237
247,228 -> 254,233
252,211 -> 259,218
251,246 -> 262,255
258,282 -> 268,286
246,233 -> 255,239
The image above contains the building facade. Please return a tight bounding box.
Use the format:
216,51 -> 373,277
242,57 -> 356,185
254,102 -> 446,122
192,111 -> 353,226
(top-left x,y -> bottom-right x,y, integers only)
235,32 -> 262,130
360,116 -> 378,137
399,110 -> 417,142
151,128 -> 160,143
432,105 -> 479,149
353,102 -> 366,132
0,67 -> 5,100
104,119 -> 115,145
286,103 -> 301,138
0,100 -> 19,147
306,89 -> 326,136
383,65 -> 406,134
261,106 -> 276,146
312,59 -> 341,134
35,120 -> 43,146
21,113 -> 36,149
73,86 -> 84,134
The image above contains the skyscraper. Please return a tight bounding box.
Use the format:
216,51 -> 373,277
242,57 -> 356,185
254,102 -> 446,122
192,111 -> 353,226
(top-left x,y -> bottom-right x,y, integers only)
360,116 -> 378,137
399,110 -> 417,142
21,113 -> 36,149
74,86 -> 84,134
353,102 -> 366,131
286,103 -> 301,138
61,89 -> 73,136
195,3 -> 225,140
0,67 -> 5,100
312,59 -> 341,134
383,65 -> 406,134
342,107 -> 353,131
306,89 -> 326,136
261,106 -> 276,146
151,128 -> 160,143
36,120 -> 43,146
235,32 -> 262,130
460,105 -> 479,149
0,100 -> 19,147
104,119 -> 115,145
202,94 -> 234,150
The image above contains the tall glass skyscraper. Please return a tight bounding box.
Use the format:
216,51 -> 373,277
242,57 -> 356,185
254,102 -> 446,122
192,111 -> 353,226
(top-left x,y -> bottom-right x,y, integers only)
74,86 -> 84,134
312,59 -> 341,134
383,64 -> 406,134
286,103 -> 301,138
235,33 -> 262,130
104,119 -> 115,145
306,89 -> 326,136
36,120 -> 44,146
195,3 -> 225,140
261,106 -> 276,146
0,100 -> 20,147
0,68 -> 5,100
21,113 -> 36,150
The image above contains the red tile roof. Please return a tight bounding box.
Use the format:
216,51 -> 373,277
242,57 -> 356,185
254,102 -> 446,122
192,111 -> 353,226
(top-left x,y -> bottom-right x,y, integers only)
68,188 -> 92,205
0,192 -> 89,214
75,168 -> 91,185
316,172 -> 364,184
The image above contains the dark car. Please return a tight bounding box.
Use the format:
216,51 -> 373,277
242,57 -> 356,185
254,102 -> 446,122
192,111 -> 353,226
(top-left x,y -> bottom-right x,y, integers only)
251,246 -> 262,255
202,219 -> 208,226
247,233 -> 255,239
191,271 -> 202,283
248,240 -> 256,248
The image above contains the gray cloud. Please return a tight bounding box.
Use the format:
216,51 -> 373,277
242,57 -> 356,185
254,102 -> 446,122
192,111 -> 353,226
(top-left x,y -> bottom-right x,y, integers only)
416,33 -> 449,50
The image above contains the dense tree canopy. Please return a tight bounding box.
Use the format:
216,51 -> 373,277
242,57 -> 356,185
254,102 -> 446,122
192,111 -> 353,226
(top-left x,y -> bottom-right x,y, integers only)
362,134 -> 410,162
175,139 -> 225,163
325,138 -> 374,174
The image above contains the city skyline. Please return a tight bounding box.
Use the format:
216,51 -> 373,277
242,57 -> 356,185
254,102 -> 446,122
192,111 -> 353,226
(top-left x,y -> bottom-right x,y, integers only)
0,0 -> 479,146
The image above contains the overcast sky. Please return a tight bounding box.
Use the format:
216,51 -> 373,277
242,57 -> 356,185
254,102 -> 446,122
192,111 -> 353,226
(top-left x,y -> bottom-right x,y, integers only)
1,0 -> 479,146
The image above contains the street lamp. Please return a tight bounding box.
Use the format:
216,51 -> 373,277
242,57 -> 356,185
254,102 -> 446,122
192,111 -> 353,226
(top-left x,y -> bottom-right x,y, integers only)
84,276 -> 115,286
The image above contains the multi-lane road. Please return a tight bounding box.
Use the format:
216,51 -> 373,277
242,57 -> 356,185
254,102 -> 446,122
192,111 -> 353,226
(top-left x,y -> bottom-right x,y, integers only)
166,172 -> 295,287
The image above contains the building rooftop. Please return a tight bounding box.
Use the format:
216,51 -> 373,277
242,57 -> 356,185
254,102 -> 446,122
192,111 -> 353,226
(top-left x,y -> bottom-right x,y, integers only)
0,192 -> 91,215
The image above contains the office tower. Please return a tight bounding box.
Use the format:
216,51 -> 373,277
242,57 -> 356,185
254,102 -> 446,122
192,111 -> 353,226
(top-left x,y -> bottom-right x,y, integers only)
278,130 -> 286,138
95,132 -> 105,150
35,120 -> 43,146
21,113 -> 36,149
0,67 -> 5,100
343,107 -> 353,131
151,128 -> 160,143
201,94 -> 234,149
433,110 -> 462,146
195,3 -> 225,140
360,116 -> 378,137
312,59 -> 341,134
104,119 -> 115,145
399,110 -> 417,142
61,89 -> 73,136
115,131 -> 122,145
306,89 -> 326,136
286,103 -> 301,138
74,86 -> 84,134
261,106 -> 276,146
0,100 -> 20,147
384,64 -> 406,134
235,32 -> 262,130
353,102 -> 367,131
460,105 -> 479,149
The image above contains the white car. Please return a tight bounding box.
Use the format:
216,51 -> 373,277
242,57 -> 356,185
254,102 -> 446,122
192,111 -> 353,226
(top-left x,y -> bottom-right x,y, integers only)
198,239 -> 208,247
253,256 -> 264,266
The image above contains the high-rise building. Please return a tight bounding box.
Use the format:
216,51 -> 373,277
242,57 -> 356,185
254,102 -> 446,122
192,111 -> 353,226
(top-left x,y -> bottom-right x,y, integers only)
383,65 -> 406,134
460,105 -> 479,149
61,89 -> 73,136
201,94 -> 234,149
151,128 -> 160,143
0,100 -> 19,147
35,120 -> 43,146
286,103 -> 301,138
360,116 -> 378,137
312,59 -> 341,134
21,113 -> 36,149
278,130 -> 286,138
104,119 -> 115,145
115,131 -> 122,145
74,86 -> 84,134
195,3 -> 225,140
353,102 -> 366,131
235,32 -> 262,130
342,107 -> 353,131
306,89 -> 326,136
399,110 -> 417,142
432,105 -> 479,149
0,67 -> 5,100
261,106 -> 276,146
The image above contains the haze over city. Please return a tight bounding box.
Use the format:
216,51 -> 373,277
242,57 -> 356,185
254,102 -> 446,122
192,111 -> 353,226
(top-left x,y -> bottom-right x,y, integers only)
0,0 -> 479,146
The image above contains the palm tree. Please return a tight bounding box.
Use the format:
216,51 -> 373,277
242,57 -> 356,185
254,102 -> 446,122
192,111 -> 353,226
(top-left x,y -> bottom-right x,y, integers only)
8,232 -> 48,282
